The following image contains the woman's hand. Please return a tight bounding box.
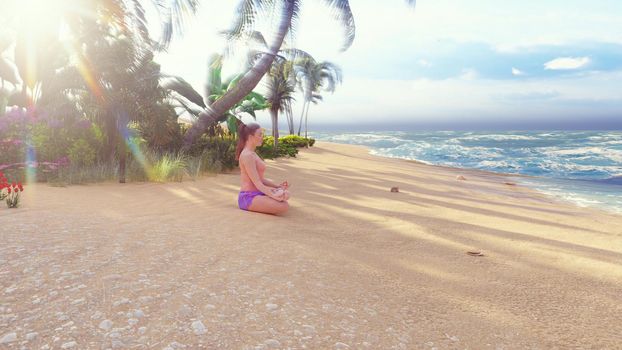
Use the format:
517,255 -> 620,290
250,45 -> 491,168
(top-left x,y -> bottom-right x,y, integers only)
269,187 -> 285,202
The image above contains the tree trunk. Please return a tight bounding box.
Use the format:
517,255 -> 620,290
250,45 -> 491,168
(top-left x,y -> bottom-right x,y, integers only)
117,111 -> 129,183
285,107 -> 294,135
183,0 -> 296,148
118,143 -> 126,183
105,116 -> 117,163
297,100 -> 307,136
270,106 -> 279,150
304,103 -> 310,147
290,109 -> 295,135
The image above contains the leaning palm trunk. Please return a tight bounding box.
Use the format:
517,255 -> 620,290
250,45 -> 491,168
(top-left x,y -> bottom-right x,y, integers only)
183,1 -> 295,147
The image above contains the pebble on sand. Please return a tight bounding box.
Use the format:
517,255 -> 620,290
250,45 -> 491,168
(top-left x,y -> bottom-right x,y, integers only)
191,320 -> 207,335
265,303 -> 279,311
0,332 -> 17,344
264,339 -> 281,348
61,341 -> 77,349
98,319 -> 113,330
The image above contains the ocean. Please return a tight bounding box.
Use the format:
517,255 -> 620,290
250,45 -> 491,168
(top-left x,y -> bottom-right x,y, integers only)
310,130 -> 622,214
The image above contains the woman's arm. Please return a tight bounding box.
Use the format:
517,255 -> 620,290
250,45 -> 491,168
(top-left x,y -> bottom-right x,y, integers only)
262,178 -> 280,188
240,153 -> 283,200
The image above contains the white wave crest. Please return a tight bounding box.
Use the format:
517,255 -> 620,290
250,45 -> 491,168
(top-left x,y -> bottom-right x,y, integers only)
477,160 -> 521,169
547,147 -> 622,163
459,134 -> 538,141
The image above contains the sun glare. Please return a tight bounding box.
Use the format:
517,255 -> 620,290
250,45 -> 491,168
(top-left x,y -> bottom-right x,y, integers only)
8,0 -> 71,37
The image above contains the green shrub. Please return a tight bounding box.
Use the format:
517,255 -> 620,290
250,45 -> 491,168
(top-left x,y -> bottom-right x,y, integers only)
279,135 -> 315,148
185,136 -> 237,168
148,152 -> 187,182
68,139 -> 96,167
48,162 -> 117,186
257,136 -> 299,159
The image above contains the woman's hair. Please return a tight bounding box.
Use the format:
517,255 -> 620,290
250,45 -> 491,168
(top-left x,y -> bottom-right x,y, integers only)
235,122 -> 261,160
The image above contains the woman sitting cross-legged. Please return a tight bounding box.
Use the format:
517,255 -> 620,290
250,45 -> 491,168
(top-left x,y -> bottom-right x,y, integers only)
236,122 -> 290,215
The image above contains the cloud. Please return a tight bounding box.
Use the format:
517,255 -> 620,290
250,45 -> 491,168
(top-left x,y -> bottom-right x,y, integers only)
511,67 -> 525,76
261,69 -> 622,127
544,57 -> 591,70
417,59 -> 432,67
459,68 -> 478,80
495,91 -> 561,102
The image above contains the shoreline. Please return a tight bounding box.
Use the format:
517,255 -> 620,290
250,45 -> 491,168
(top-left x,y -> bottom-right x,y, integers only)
2,142 -> 622,348
318,140 -> 622,216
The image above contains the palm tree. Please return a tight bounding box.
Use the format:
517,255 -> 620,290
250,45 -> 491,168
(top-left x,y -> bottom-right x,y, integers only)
1,0 -> 200,182
184,1 -> 335,146
235,34 -> 304,140
0,0 -> 199,104
183,0 -> 416,147
0,36 -> 21,115
78,29 -> 178,182
163,53 -> 269,137
294,59 -> 342,140
0,35 -> 20,90
265,57 -> 296,148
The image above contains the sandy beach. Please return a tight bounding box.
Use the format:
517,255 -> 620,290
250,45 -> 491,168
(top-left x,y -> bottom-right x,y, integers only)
1,141 -> 622,349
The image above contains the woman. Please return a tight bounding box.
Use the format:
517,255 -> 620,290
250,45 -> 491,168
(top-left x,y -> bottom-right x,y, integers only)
236,122 -> 290,215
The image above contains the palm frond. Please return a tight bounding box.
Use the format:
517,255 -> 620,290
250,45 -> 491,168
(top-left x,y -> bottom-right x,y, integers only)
0,57 -> 21,85
287,0 -> 303,42
160,76 -> 206,109
227,0 -> 261,41
154,0 -> 200,50
322,0 -> 355,51
281,48 -> 314,62
129,0 -> 154,48
171,97 -> 202,119
0,32 -> 13,53
206,54 -> 223,105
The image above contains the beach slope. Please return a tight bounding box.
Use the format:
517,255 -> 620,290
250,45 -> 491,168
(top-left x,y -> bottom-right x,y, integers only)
1,142 -> 622,348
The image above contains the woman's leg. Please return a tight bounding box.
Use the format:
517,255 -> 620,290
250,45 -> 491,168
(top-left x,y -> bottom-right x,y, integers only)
248,195 -> 289,215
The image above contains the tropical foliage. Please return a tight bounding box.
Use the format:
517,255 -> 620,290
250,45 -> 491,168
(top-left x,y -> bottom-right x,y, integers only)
294,58 -> 342,139
265,57 -> 297,148
165,53 -> 269,136
0,0 -> 416,186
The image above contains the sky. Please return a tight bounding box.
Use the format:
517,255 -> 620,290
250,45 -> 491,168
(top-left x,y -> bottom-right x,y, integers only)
156,0 -> 622,130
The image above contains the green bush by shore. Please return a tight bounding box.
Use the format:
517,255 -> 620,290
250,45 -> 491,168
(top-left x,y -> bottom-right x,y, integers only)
257,135 -> 315,159
1,128 -> 315,185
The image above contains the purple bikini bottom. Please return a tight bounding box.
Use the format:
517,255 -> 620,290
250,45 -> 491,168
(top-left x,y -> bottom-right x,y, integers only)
238,191 -> 265,210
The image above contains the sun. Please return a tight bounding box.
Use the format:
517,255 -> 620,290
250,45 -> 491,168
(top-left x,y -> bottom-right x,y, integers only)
4,0 -> 78,41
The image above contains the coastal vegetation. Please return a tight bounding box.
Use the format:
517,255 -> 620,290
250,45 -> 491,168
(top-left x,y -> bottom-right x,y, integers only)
0,0 -> 414,185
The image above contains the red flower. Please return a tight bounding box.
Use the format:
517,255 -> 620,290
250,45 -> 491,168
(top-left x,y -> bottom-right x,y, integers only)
18,186 -> 23,192
7,188 -> 11,193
